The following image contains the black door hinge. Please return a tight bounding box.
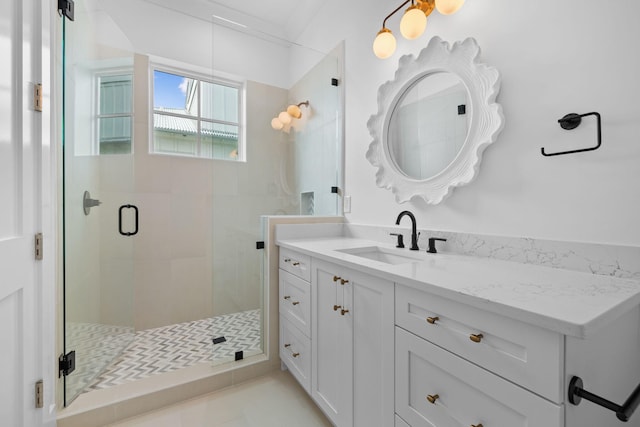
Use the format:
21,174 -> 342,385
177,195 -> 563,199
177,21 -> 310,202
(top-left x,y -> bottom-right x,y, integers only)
256,241 -> 265,250
59,351 -> 76,377
58,0 -> 75,21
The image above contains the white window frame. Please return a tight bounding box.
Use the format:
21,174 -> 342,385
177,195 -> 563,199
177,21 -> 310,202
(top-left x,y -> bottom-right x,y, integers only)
93,67 -> 134,155
149,62 -> 246,161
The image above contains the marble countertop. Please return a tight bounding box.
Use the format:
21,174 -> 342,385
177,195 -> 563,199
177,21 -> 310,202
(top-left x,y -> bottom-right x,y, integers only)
277,236 -> 640,338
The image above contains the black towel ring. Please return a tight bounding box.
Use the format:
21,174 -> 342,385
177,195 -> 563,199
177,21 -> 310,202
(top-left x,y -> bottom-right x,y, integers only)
541,111 -> 602,157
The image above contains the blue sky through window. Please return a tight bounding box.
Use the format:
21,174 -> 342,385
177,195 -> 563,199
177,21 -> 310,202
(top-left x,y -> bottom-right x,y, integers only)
154,70 -> 188,110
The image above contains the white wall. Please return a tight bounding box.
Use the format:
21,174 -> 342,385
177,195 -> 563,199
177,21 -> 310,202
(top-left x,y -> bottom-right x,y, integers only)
100,0 -> 292,88
294,0 -> 640,246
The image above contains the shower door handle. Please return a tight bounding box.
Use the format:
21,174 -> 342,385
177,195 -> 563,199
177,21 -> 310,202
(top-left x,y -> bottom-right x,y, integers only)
119,204 -> 139,236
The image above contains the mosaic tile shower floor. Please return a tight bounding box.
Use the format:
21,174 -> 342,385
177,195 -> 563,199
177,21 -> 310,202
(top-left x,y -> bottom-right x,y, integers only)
67,309 -> 262,395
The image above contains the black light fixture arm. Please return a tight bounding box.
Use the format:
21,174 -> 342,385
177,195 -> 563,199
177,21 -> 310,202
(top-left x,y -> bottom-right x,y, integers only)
568,376 -> 640,422
382,0 -> 413,29
541,111 -> 602,157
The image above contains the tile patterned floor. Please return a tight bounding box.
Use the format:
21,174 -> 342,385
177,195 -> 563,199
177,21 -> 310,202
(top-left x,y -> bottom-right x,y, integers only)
71,309 -> 262,392
65,322 -> 135,400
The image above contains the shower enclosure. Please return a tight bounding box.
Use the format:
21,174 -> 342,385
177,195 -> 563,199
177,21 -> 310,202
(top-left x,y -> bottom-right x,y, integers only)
60,0 -> 343,407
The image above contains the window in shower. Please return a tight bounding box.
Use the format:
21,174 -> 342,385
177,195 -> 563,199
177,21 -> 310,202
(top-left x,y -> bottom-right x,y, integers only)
96,72 -> 133,155
151,66 -> 245,161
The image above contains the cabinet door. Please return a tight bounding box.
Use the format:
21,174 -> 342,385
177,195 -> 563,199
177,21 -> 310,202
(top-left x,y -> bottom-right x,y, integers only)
311,258 -> 395,427
312,259 -> 353,427
351,269 -> 395,427
396,327 -> 563,427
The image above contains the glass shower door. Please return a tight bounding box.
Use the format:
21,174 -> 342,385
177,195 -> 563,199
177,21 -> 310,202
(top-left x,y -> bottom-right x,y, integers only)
62,0 -> 136,405
209,218 -> 266,367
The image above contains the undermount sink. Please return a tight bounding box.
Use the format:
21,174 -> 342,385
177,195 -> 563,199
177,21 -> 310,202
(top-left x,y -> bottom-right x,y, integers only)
336,246 -> 423,265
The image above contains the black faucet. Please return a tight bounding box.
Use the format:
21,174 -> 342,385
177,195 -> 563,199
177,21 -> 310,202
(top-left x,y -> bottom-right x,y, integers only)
395,211 -> 419,250
390,233 -> 404,248
427,237 -> 447,254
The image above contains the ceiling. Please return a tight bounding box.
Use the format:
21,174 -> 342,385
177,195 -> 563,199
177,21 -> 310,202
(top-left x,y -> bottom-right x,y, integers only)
143,0 -> 325,43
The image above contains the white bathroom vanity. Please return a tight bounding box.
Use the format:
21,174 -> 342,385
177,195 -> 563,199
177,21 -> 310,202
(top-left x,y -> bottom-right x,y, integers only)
276,224 -> 640,427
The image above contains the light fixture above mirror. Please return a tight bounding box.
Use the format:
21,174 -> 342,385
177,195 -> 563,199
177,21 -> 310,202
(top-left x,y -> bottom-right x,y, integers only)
373,0 -> 465,59
271,100 -> 310,131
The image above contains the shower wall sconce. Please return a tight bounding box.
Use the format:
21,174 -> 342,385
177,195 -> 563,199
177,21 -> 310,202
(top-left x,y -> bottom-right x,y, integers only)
271,101 -> 310,131
373,0 -> 465,59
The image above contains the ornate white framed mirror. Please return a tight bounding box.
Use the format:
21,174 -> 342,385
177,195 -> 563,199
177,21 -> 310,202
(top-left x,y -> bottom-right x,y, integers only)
366,36 -> 504,204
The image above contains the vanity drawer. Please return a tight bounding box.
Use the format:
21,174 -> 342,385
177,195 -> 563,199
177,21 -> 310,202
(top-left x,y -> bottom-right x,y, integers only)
396,284 -> 563,402
279,270 -> 311,337
279,248 -> 311,282
280,315 -> 311,393
395,327 -> 563,427
395,415 -> 411,427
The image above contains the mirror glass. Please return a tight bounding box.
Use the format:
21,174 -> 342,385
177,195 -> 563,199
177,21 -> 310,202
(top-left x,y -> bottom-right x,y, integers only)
388,72 -> 469,180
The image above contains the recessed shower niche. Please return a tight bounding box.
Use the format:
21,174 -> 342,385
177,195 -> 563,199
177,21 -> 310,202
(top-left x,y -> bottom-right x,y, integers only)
301,192 -> 315,215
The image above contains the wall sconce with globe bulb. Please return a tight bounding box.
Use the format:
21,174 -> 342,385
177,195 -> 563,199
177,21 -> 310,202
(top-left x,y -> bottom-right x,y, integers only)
271,101 -> 310,131
373,0 -> 465,59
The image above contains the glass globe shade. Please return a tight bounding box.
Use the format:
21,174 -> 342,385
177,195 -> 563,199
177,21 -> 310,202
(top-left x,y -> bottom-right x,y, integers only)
373,29 -> 396,59
271,117 -> 284,130
286,104 -> 302,119
436,0 -> 465,15
278,111 -> 292,125
400,6 -> 427,40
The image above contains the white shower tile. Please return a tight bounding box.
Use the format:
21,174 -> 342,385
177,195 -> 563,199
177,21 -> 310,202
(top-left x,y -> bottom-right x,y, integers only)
132,192 -> 172,261
170,156 -> 214,195
169,257 -> 212,323
169,194 -> 208,259
133,153 -> 173,194
100,258 -> 135,327
134,260 -> 173,330
211,161 -> 239,196
99,155 -> 135,193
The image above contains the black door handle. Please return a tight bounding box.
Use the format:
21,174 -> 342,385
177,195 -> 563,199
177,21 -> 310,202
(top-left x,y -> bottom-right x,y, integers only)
118,204 -> 139,236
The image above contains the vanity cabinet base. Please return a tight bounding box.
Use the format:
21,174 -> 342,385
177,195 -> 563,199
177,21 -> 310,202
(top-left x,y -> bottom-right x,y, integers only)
277,241 -> 640,427
396,327 -> 563,427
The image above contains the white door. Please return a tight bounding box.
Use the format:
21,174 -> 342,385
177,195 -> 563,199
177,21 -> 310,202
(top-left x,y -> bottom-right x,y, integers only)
0,0 -> 45,425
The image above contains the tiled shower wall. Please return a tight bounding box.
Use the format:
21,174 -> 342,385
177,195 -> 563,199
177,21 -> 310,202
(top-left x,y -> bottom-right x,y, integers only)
120,55 -> 299,330
66,55 -> 300,332
68,45 -> 344,332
